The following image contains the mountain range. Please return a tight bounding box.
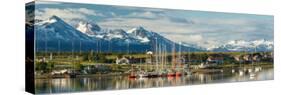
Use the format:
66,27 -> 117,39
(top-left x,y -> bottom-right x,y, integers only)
27,15 -> 273,53
209,39 -> 273,52
32,15 -> 201,53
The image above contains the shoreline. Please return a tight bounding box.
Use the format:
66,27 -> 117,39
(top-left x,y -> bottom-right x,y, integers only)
35,72 -> 129,79
35,64 -> 273,79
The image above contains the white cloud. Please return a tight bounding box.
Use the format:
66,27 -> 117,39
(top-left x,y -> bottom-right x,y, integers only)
164,34 -> 220,48
99,17 -> 219,48
166,34 -> 203,43
126,11 -> 164,19
98,16 -> 263,48
34,6 -> 272,48
35,8 -> 103,22
36,1 -> 62,5
99,17 -> 192,33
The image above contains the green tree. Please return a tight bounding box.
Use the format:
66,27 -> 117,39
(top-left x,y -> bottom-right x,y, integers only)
47,62 -> 54,71
36,62 -> 47,72
74,63 -> 84,71
36,61 -> 54,73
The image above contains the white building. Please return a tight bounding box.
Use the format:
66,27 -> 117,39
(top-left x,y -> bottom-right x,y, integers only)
116,56 -> 130,64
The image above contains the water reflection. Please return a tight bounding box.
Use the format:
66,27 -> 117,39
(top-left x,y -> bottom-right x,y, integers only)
35,68 -> 273,94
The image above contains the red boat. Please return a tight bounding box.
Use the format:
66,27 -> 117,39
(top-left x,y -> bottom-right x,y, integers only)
175,72 -> 182,76
129,75 -> 136,78
167,72 -> 176,77
129,72 -> 137,78
159,72 -> 167,77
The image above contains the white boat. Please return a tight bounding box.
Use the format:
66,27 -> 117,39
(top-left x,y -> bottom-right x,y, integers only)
198,63 -> 208,69
138,73 -> 149,78
249,72 -> 256,79
255,67 -> 262,72
250,73 -> 256,77
239,70 -> 244,76
248,68 -> 253,73
231,69 -> 235,73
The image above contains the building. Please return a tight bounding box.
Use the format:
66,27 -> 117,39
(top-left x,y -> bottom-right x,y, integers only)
242,54 -> 252,61
206,56 -> 224,64
116,56 -> 130,64
252,54 -> 262,62
234,55 -> 241,62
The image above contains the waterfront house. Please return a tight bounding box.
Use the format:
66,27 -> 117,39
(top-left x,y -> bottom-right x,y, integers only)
195,56 -> 224,69
116,56 -> 130,64
242,54 -> 252,61
206,56 -> 224,64
146,51 -> 153,64
234,55 -> 241,62
51,69 -> 68,75
252,54 -> 262,62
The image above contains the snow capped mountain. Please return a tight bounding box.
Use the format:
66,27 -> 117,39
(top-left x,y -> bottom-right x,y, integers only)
106,29 -> 129,39
35,15 -> 91,41
75,24 -> 154,44
32,15 -> 273,53
75,22 -> 152,43
127,26 -> 152,43
210,39 -> 273,52
76,21 -> 101,36
33,15 -> 204,52
34,15 -> 101,52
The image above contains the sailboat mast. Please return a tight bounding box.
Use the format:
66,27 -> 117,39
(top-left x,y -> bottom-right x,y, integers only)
243,46 -> 247,67
72,40 -> 74,70
96,39 -> 98,53
172,42 -> 176,69
45,30 -> 47,57
108,40 -> 110,53
163,45 -> 167,69
127,41 -> 130,54
155,37 -> 158,71
79,40 -> 82,55
160,43 -> 163,70
188,48 -> 190,71
58,40 -> 60,56
178,42 -> 182,69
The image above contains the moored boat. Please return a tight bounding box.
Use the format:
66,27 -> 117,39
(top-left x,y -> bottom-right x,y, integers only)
138,71 -> 149,78
129,72 -> 137,78
175,71 -> 182,76
148,72 -> 159,78
167,71 -> 176,77
239,70 -> 244,76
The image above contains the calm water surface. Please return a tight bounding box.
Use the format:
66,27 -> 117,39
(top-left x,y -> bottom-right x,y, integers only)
35,67 -> 273,94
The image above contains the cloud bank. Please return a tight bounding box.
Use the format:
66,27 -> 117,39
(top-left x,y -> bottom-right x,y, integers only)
34,2 -> 273,48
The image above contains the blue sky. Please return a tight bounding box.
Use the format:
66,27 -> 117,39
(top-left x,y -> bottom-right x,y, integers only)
34,1 -> 274,48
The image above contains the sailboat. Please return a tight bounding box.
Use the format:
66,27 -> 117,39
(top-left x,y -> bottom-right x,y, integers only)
129,64 -> 137,78
147,38 -> 159,78
129,72 -> 137,78
67,41 -> 77,78
175,42 -> 183,77
168,42 -> 176,77
160,44 -> 168,77
137,52 -> 149,79
254,46 -> 262,72
240,46 -> 249,76
185,48 -> 192,76
249,46 -> 257,79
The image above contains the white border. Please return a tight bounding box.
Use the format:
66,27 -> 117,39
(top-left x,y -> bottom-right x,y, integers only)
0,0 -> 280,95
